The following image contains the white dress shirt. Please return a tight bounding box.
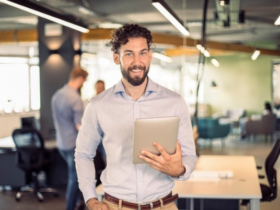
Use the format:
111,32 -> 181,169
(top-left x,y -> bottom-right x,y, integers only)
75,78 -> 197,203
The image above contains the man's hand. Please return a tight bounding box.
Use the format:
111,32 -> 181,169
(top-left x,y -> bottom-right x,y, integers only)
86,198 -> 109,210
139,141 -> 185,177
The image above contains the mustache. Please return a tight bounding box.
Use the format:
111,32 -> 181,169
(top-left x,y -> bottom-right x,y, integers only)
127,65 -> 146,71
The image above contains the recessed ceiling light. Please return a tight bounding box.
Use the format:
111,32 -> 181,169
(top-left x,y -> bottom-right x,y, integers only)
211,58 -> 220,67
251,50 -> 260,60
204,50 -> 210,57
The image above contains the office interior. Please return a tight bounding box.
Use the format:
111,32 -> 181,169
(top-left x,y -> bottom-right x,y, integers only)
0,0 -> 280,210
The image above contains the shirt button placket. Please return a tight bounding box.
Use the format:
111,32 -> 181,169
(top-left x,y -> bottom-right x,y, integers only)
134,101 -> 144,203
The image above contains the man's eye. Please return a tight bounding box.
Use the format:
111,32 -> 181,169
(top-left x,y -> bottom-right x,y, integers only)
125,53 -> 132,56
141,52 -> 147,55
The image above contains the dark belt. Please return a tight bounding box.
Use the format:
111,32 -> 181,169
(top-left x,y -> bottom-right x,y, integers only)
104,192 -> 178,210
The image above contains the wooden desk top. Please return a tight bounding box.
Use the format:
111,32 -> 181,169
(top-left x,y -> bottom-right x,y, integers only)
173,155 -> 262,199
96,155 -> 262,199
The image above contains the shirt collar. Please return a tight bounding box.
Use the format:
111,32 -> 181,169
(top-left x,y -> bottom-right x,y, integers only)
113,77 -> 158,96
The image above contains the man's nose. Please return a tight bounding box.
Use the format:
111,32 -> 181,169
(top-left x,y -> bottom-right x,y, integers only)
133,54 -> 141,64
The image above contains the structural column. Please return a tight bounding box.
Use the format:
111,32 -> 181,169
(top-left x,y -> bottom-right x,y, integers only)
38,17 -> 81,139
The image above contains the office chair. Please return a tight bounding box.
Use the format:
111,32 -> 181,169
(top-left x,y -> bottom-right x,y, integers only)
242,139 -> 280,206
12,128 -> 58,202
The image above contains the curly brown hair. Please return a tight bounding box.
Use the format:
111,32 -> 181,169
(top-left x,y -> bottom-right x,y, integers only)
109,24 -> 153,54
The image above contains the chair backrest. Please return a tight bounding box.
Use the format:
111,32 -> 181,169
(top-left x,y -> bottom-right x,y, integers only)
264,139 -> 280,201
12,128 -> 45,170
261,114 -> 277,133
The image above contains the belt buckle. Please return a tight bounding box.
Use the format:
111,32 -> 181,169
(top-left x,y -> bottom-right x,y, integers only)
138,202 -> 153,210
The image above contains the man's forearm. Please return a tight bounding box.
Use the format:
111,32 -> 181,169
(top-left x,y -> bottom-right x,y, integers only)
75,151 -> 98,202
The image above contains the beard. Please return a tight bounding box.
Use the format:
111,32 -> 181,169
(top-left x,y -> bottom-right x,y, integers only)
120,64 -> 149,86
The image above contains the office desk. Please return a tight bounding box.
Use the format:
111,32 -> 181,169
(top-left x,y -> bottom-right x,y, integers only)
96,155 -> 262,210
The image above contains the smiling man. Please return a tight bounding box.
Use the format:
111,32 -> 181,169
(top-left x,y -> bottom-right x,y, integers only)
75,24 -> 197,210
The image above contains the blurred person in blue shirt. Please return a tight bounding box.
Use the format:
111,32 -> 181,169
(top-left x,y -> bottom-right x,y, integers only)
52,67 -> 88,210
75,24 -> 197,210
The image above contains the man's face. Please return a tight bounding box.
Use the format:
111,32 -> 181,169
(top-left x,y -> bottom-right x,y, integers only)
95,82 -> 105,95
77,77 -> 86,89
113,37 -> 152,86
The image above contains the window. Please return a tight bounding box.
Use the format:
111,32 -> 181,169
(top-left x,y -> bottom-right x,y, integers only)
0,58 -> 40,114
30,66 -> 40,110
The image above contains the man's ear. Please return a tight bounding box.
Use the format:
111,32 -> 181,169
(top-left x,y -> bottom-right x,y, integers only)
113,53 -> 120,65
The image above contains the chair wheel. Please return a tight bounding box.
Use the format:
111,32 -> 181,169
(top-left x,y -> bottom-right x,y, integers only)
37,192 -> 44,202
15,192 -> 21,202
54,192 -> 59,197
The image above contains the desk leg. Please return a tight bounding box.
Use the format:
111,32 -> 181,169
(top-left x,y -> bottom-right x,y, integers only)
189,198 -> 194,210
249,199 -> 260,210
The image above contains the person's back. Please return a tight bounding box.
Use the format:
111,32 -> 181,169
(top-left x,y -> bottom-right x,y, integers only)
51,67 -> 88,210
52,85 -> 82,150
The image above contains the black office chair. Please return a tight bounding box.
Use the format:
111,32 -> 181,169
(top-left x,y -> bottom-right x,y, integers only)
12,128 -> 58,202
242,139 -> 280,206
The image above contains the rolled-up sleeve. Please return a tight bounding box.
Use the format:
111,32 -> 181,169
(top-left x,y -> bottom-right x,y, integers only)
75,100 -> 103,202
170,97 -> 197,181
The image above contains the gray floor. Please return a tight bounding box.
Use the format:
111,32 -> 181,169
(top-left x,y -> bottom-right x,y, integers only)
0,133 -> 279,210
0,186 -> 67,210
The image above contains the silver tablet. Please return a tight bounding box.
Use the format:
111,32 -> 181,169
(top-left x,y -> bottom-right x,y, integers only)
132,116 -> 180,164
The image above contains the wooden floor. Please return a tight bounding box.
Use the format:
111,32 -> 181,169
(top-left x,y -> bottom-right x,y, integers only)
0,133 -> 279,210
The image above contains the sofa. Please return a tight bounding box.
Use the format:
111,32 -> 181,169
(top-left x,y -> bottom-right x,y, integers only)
245,113 -> 277,141
197,118 -> 231,147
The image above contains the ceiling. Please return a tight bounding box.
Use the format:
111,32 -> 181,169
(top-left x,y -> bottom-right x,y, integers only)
0,0 -> 280,50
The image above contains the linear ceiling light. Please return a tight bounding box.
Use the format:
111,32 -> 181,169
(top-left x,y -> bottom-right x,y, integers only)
152,0 -> 190,36
152,52 -> 173,63
98,22 -> 123,29
251,50 -> 260,60
211,58 -> 220,67
0,0 -> 89,33
274,15 -> 280,25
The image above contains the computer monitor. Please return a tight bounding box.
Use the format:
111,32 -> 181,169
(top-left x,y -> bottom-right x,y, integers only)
21,117 -> 36,129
